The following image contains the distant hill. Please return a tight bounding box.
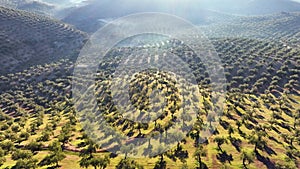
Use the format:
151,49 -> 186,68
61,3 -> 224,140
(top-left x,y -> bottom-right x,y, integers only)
18,1 -> 55,15
195,0 -> 300,15
236,0 -> 300,15
0,6 -> 87,75
0,0 -> 29,8
0,0 -> 56,15
42,0 -> 75,6
200,11 -> 300,46
62,0 -> 300,33
62,0 -> 240,33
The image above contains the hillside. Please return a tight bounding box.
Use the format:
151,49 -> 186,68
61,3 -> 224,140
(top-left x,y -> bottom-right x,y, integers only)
0,6 -> 87,75
0,11 -> 299,168
0,2 -> 299,169
0,40 -> 299,169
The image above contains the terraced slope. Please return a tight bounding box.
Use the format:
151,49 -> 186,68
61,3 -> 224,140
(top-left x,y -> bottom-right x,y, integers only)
0,6 -> 87,75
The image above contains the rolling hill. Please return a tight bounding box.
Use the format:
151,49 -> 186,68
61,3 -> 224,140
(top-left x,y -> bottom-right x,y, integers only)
0,6 -> 87,75
0,10 -> 299,168
0,1 -> 299,169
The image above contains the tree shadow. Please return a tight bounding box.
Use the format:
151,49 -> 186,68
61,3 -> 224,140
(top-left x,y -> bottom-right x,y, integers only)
126,130 -> 134,137
274,115 -> 286,122
110,153 -> 118,158
216,151 -> 233,164
220,120 -> 230,130
166,152 -> 177,162
238,104 -> 246,111
235,108 -> 243,117
255,151 -> 276,169
77,141 -> 86,148
122,122 -> 129,131
268,136 -> 281,145
271,126 -> 280,134
281,107 -> 293,117
249,118 -> 258,125
197,162 -> 209,169
143,145 -> 153,157
229,137 -> 242,152
245,123 -> 254,130
46,167 -> 59,169
174,145 -> 189,162
278,122 -> 291,131
238,130 -> 247,139
288,97 -> 298,104
211,128 -> 219,135
154,159 -> 166,169
263,145 -> 277,156
255,114 -> 265,120
226,113 -> 237,120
